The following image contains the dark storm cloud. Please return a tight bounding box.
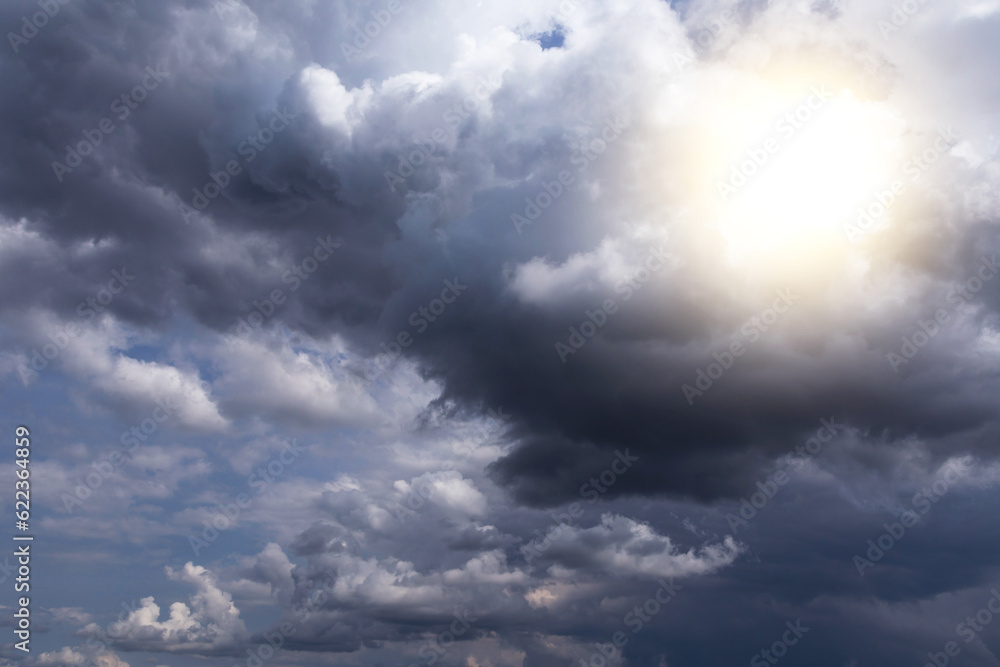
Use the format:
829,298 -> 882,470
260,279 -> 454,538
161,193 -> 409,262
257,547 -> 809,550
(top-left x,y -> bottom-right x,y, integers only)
0,0 -> 406,345
5,0 -> 1000,665
4,0 -> 1000,503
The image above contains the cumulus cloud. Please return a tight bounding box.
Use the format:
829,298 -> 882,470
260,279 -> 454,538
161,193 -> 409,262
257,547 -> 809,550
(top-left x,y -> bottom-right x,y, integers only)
36,647 -> 130,667
526,514 -> 744,579
5,0 -> 1000,664
212,335 -> 381,427
90,563 -> 248,654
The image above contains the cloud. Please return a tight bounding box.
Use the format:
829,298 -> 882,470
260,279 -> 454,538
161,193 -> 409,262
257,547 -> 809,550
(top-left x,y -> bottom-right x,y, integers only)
4,0 -> 1000,664
90,563 -> 248,654
525,514 -> 744,579
93,358 -> 227,431
225,542 -> 296,607
35,647 -> 130,667
394,469 -> 489,518
211,335 -> 383,428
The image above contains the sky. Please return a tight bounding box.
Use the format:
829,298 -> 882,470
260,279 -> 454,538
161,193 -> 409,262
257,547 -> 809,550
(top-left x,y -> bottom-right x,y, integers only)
1,0 -> 1000,665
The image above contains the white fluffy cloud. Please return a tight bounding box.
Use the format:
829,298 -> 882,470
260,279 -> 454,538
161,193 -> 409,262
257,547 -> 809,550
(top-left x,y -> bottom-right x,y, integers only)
91,563 -> 248,654
36,647 -> 130,667
528,514 -> 744,579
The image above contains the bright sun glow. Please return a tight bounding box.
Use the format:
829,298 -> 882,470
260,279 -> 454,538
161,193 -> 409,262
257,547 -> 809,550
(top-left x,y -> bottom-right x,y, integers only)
684,72 -> 907,278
